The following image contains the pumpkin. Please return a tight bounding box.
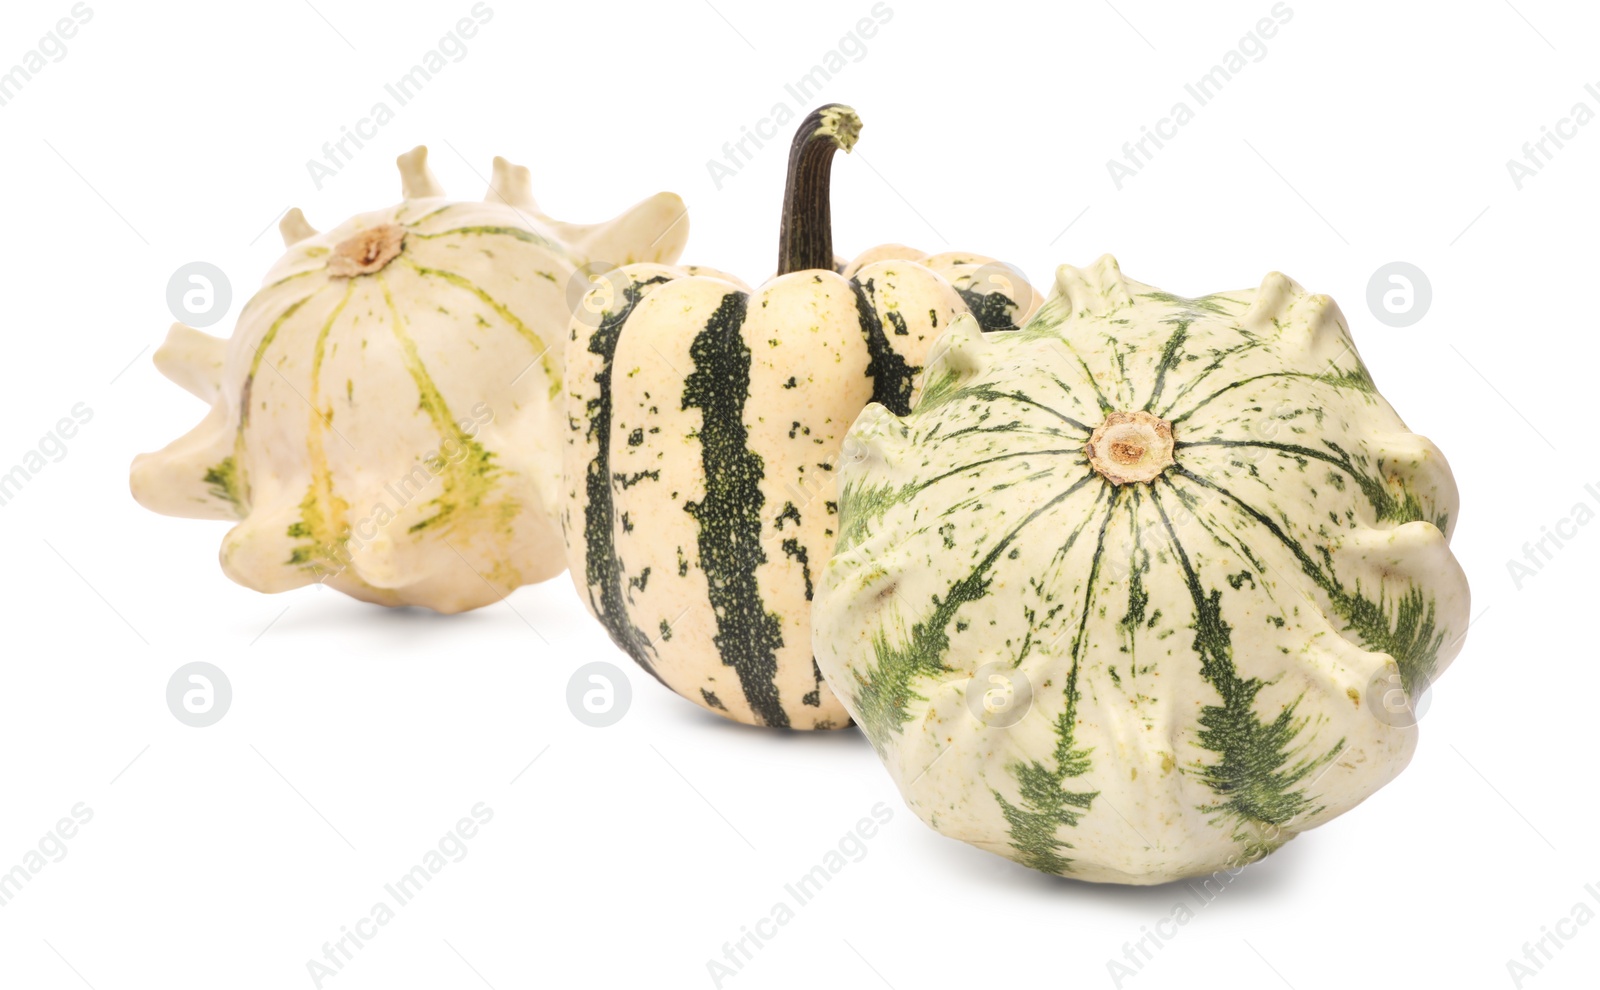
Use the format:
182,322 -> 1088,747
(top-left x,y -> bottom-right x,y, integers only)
812,255 -> 1470,883
131,146 -> 688,613
562,105 -> 1039,729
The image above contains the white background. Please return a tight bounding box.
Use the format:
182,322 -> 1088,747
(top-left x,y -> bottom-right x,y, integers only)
0,0 -> 1594,987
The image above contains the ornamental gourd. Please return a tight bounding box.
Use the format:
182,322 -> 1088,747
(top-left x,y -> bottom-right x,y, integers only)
813,256 -> 1470,883
563,106 -> 1038,729
131,147 -> 688,612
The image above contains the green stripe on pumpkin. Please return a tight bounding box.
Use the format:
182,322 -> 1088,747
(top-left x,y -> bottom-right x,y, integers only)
581,276 -> 672,684
682,292 -> 789,728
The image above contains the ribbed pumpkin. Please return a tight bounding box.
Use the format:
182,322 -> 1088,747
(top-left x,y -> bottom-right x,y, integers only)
131,147 -> 688,612
813,256 -> 1470,882
562,106 -> 1039,729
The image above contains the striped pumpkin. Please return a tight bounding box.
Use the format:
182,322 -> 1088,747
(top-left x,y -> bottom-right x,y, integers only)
813,255 -> 1470,882
131,146 -> 688,613
562,106 -> 1039,728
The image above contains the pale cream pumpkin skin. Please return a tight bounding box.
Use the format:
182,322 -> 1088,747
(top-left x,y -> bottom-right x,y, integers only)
131,147 -> 689,613
813,256 -> 1470,882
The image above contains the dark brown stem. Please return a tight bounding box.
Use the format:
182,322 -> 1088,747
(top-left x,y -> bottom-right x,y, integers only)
777,104 -> 861,275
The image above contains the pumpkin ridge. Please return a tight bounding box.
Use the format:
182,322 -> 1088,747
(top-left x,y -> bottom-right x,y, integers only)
1142,321 -> 1191,412
234,292 -> 324,506
286,279 -> 357,573
394,202 -> 452,227
1066,344 -> 1116,415
580,275 -> 674,683
375,274 -> 504,542
994,484 -> 1117,873
1166,365 -> 1375,425
1152,332 -> 1268,415
1137,290 -> 1239,317
1176,437 -> 1443,530
241,269 -> 323,318
1161,478 -> 1279,601
1170,463 -> 1447,693
834,449 -> 1088,554
1149,482 -> 1344,840
408,224 -> 568,258
947,382 -> 1097,434
851,471 -> 1101,748
401,259 -> 560,398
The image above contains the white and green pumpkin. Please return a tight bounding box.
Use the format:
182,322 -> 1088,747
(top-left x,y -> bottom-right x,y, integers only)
813,255 -> 1470,883
563,106 -> 1038,729
131,146 -> 688,612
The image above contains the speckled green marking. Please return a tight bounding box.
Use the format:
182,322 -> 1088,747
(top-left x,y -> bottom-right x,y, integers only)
1150,483 -> 1342,841
850,472 -> 1099,750
781,538 -> 813,601
580,276 -> 671,682
409,225 -> 567,257
1169,464 -> 1445,692
1175,438 -> 1447,533
1143,322 -> 1190,412
1166,364 -> 1375,426
235,292 -> 322,504
802,657 -> 826,707
287,280 -> 356,571
851,278 -> 919,416
394,202 -> 452,227
994,488 -> 1115,873
203,457 -> 245,515
403,259 -> 560,398
955,287 -> 1024,332
835,447 -> 1086,554
682,292 -> 789,728
237,269 -> 321,321
376,275 -> 503,539
287,487 -> 335,566
1138,290 -> 1235,316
